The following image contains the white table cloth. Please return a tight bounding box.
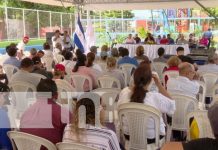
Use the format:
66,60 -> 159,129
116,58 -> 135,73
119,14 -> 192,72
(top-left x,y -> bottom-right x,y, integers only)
116,44 -> 190,60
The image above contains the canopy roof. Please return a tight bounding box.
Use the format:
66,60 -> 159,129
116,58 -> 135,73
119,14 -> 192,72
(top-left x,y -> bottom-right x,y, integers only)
21,0 -> 218,10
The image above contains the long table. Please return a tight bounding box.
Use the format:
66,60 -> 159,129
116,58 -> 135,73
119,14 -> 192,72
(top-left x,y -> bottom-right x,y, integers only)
116,44 -> 190,60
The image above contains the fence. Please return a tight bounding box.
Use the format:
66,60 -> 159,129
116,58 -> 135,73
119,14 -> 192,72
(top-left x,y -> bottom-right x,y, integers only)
0,6 -> 75,41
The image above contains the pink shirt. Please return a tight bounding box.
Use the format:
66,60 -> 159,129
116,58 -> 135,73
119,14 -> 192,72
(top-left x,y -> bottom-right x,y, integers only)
199,38 -> 209,46
71,66 -> 98,91
20,99 -> 71,145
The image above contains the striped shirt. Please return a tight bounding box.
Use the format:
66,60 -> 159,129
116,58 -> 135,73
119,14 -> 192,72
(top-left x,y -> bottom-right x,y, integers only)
63,124 -> 121,150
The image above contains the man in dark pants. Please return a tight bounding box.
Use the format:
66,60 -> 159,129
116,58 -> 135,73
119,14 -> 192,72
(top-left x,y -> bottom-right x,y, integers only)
203,28 -> 213,49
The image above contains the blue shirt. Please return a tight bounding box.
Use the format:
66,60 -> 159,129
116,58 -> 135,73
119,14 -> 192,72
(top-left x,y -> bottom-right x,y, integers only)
117,56 -> 138,67
3,57 -> 21,68
168,38 -> 175,45
204,31 -> 213,39
0,108 -> 12,150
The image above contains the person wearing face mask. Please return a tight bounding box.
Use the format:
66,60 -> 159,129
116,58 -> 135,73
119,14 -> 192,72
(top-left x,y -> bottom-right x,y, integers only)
0,83 -> 12,150
20,79 -> 71,146
53,64 -> 67,80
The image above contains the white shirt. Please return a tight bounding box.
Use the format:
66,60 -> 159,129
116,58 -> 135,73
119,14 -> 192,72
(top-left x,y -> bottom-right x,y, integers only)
60,60 -> 76,73
43,50 -> 53,58
62,36 -> 72,49
52,36 -> 62,48
198,64 -> 218,73
125,38 -> 136,44
92,64 -> 102,72
11,70 -> 42,87
17,41 -> 25,51
167,76 -> 200,98
118,87 -> 176,139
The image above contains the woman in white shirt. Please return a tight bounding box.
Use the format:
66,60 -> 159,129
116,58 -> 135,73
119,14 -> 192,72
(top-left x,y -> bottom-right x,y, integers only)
118,64 -> 175,143
63,98 -> 121,150
86,52 -> 103,73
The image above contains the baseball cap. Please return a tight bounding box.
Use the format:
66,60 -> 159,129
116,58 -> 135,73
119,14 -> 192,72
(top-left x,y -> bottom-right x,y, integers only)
55,64 -> 67,74
208,102 -> 218,136
23,36 -> 29,40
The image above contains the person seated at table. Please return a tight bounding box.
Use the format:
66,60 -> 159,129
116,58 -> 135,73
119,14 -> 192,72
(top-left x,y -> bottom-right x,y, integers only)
164,56 -> 181,87
161,103 -> 218,150
118,64 -> 175,143
199,35 -> 209,48
167,34 -> 175,45
0,82 -> 12,150
72,53 -> 98,91
134,45 -> 148,63
156,35 -> 162,44
176,47 -> 185,56
134,34 -> 141,44
3,44 -> 21,68
29,48 -> 37,59
188,33 -> 198,49
177,34 -> 188,45
144,33 -> 156,44
117,48 -> 138,67
101,57 -> 125,89
125,34 -> 135,44
32,56 -> 53,79
160,35 -> 169,45
63,98 -> 121,150
176,33 -> 182,44
153,47 -> 167,63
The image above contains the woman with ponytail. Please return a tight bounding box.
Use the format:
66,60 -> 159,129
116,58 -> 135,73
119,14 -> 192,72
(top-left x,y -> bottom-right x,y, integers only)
86,52 -> 102,73
118,64 -> 175,143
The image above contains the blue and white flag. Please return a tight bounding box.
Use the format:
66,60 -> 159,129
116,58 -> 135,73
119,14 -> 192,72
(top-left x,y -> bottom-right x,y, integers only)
74,14 -> 86,53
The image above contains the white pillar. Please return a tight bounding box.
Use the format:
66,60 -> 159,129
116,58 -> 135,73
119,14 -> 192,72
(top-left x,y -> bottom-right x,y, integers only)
5,6 -> 9,40
37,10 -> 40,39
23,9 -> 26,36
60,13 -> 63,31
50,11 -> 52,31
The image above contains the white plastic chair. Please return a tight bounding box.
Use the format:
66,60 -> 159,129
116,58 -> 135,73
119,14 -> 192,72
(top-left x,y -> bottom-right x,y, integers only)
55,79 -> 76,111
54,54 -> 64,64
163,70 -> 179,88
31,73 -> 47,83
9,81 -> 36,118
152,62 -> 167,80
41,56 -> 54,71
196,80 -> 206,109
3,64 -> 19,83
56,142 -> 98,150
186,110 -> 214,141
200,72 -> 218,97
119,63 -> 136,86
171,94 -> 198,132
97,75 -> 121,89
71,74 -> 93,92
98,62 -> 107,71
211,84 -> 218,106
7,131 -> 57,150
78,92 -> 101,127
118,103 -> 164,150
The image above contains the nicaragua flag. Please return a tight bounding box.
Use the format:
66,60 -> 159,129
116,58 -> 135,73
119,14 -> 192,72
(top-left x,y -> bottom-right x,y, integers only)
74,14 -> 86,53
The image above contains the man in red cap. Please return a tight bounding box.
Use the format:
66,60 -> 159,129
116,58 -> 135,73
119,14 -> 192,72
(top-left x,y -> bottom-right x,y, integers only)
53,64 -> 67,80
17,36 -> 30,59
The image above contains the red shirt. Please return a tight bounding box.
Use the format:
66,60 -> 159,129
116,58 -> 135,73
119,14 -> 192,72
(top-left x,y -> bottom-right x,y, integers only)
160,38 -> 169,45
20,99 -> 72,146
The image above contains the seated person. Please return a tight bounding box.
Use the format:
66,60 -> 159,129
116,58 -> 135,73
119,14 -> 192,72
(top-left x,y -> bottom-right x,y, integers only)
32,56 -> 53,79
60,51 -> 76,73
20,79 -> 71,145
167,62 -> 200,98
111,48 -> 119,60
118,64 -> 175,143
160,35 -> 169,45
125,34 -> 136,44
11,58 -> 42,87
42,42 -> 53,58
3,44 -> 21,68
156,35 -> 162,44
153,47 -> 167,63
188,33 -> 198,49
134,34 -> 141,44
144,33 -> 156,44
63,98 -> 121,150
0,83 -> 12,150
36,50 -> 45,58
134,46 -> 148,63
86,52 -> 102,73
117,48 -> 138,67
161,103 -> 218,150
177,34 -> 188,44
101,57 -> 125,89
199,35 -> 209,48
167,34 -> 175,45
178,55 -> 198,71
53,42 -> 62,54
176,47 -> 185,56
53,64 -> 66,80
198,54 -> 218,73
29,48 -> 37,59
72,53 -> 98,91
